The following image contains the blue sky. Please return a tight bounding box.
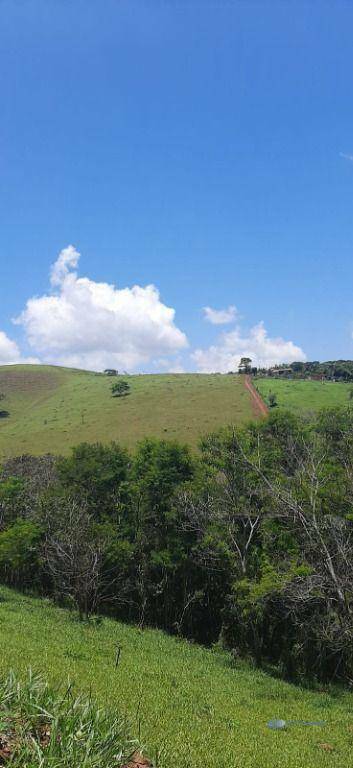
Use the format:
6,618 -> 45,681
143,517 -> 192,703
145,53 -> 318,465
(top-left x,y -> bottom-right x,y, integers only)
1,0 -> 353,372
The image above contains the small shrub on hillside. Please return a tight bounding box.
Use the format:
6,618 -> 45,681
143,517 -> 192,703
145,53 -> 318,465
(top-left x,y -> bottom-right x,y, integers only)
111,380 -> 130,398
0,393 -> 8,419
268,392 -> 278,408
0,671 -> 144,767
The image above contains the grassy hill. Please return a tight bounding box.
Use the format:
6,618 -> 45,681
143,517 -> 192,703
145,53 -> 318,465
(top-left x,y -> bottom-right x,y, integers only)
1,366 -> 350,460
0,365 -> 254,458
0,587 -> 351,768
256,377 -> 352,415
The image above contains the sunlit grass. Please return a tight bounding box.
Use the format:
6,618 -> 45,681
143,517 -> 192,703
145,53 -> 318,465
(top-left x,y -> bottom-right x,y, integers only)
0,670 -> 137,767
0,588 -> 352,767
0,366 -> 253,457
256,377 -> 351,415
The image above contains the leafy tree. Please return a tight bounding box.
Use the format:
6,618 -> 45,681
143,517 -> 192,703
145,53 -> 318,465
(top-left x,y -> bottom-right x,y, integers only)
57,442 -> 129,518
0,519 -> 42,587
291,361 -> 305,373
0,476 -> 26,529
218,415 -> 353,679
111,380 -> 130,397
129,438 -> 195,627
238,357 -> 252,374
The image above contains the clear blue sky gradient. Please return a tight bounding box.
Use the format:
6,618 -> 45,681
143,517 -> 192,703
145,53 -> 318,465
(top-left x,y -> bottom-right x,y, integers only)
1,0 -> 353,362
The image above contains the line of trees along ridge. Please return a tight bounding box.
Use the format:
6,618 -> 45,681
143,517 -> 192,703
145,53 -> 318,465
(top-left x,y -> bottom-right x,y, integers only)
1,407 -> 353,683
253,359 -> 353,380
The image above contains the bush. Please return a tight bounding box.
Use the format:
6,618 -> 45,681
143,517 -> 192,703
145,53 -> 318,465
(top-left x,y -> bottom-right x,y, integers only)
268,392 -> 277,408
0,671 -> 142,767
111,380 -> 130,397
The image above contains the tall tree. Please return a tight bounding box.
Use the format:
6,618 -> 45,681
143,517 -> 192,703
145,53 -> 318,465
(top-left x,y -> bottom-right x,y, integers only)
238,357 -> 252,374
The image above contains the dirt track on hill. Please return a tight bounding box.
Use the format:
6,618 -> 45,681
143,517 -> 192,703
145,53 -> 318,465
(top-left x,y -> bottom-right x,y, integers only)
244,375 -> 268,418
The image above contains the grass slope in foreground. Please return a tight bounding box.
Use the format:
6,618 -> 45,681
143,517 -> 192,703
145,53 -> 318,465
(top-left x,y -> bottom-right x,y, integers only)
256,377 -> 352,415
0,589 -> 352,768
0,365 -> 253,458
0,670 -> 137,766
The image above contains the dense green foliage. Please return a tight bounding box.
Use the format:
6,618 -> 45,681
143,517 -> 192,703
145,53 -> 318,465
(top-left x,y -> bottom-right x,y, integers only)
290,360 -> 353,380
1,588 -> 352,768
258,360 -> 353,380
1,407 -> 353,683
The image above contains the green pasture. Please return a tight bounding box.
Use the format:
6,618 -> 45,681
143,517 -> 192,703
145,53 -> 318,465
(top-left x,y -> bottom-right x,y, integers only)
0,588 -> 352,768
0,365 -> 253,457
256,377 -> 352,415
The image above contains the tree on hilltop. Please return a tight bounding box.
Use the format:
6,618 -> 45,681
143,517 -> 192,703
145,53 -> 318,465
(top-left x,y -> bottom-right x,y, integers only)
238,357 -> 252,374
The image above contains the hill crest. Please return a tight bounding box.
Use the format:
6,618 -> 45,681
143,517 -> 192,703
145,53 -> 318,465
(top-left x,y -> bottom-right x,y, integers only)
0,364 -> 254,457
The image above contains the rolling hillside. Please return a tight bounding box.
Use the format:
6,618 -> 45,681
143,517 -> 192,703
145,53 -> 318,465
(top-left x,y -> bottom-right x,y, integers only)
0,587 -> 351,768
256,377 -> 352,414
0,365 -> 255,458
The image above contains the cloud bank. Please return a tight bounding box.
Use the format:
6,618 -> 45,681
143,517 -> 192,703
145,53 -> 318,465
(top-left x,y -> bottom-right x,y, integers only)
192,321 -> 306,373
16,246 -> 188,372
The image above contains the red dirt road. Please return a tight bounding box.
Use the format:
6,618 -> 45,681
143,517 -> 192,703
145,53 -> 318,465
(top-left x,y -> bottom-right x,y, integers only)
244,375 -> 268,418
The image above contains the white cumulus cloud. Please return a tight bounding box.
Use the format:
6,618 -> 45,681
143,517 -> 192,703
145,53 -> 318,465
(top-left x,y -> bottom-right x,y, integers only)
192,321 -> 306,373
50,244 -> 80,287
0,331 -> 22,365
0,330 -> 39,366
203,305 -> 238,325
15,246 -> 188,372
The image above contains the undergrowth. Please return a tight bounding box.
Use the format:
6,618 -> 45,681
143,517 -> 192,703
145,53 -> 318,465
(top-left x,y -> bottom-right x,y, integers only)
0,671 -> 145,767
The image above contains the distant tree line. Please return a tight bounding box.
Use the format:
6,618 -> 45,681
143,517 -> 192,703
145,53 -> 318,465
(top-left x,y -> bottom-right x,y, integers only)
291,360 -> 353,380
259,360 -> 353,381
2,407 -> 353,683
